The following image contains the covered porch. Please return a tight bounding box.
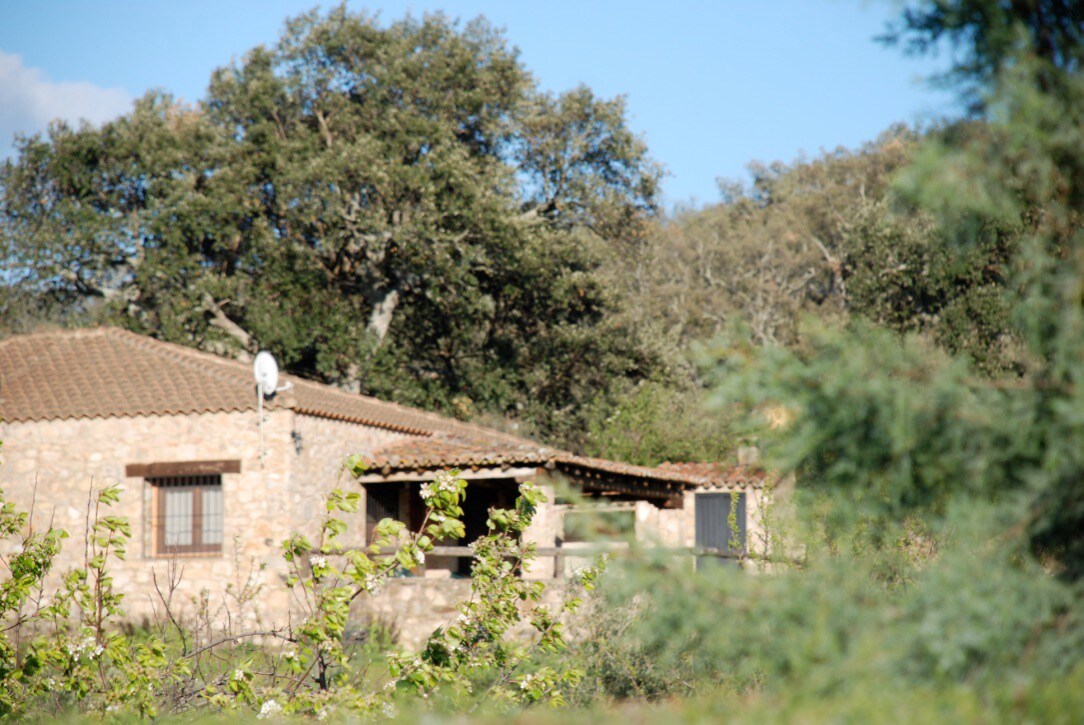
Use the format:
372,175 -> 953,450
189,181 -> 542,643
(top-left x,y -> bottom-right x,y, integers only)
354,439 -> 767,579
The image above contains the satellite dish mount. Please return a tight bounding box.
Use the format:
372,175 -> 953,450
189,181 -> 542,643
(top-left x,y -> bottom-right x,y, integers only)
252,351 -> 292,465
254,351 -> 280,398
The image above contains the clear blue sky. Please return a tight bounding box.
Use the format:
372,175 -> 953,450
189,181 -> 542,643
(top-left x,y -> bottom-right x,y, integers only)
0,0 -> 957,206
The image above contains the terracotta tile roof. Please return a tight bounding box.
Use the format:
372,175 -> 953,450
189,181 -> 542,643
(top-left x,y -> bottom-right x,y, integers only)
0,327 -> 271,423
364,437 -> 554,472
558,455 -> 766,488
361,439 -> 765,489
0,328 -> 518,438
0,327 -> 756,490
655,461 -> 767,487
290,377 -> 461,436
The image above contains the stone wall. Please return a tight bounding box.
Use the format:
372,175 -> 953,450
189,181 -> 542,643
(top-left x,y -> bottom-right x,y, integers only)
520,479 -> 557,578
0,411 -> 763,643
0,411 -> 566,641
351,577 -> 570,648
0,410 -> 297,627
289,414 -> 412,549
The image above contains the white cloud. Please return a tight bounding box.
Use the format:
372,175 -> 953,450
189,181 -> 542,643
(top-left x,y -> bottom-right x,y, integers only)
0,51 -> 132,158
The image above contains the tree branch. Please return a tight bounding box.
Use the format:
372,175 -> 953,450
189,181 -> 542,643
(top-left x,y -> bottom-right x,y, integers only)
200,292 -> 255,352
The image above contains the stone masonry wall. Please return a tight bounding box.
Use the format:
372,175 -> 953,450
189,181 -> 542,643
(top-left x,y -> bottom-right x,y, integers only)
0,412 -> 743,644
351,577 -> 570,648
0,411 -> 554,642
0,410 -> 298,628
288,414 -> 412,549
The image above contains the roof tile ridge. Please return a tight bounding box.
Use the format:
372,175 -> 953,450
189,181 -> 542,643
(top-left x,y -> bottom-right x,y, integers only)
556,452 -> 712,484
290,376 -> 447,419
0,326 -> 109,349
88,331 -> 538,452
431,425 -> 559,453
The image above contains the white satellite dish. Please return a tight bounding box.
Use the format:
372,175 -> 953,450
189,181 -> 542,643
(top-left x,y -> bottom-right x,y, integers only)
253,351 -> 280,398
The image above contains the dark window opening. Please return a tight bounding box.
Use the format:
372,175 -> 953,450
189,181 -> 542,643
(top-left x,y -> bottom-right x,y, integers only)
151,474 -> 223,556
366,486 -> 401,544
455,484 -> 510,576
364,481 -> 514,577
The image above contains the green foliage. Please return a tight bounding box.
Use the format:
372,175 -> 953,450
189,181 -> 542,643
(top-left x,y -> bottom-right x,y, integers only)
582,377 -> 737,466
881,0 -> 1084,111
563,2 -> 1081,719
0,493 -> 67,716
0,482 -> 178,718
550,2 -> 1084,719
0,6 -> 662,445
842,193 -> 1020,375
0,456 -> 596,719
570,498 -> 1083,713
611,127 -> 918,351
3,0 -> 1084,720
386,481 -> 604,713
612,122 -> 1022,379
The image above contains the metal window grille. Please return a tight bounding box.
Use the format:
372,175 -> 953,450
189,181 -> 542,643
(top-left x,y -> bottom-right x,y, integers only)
150,474 -> 223,556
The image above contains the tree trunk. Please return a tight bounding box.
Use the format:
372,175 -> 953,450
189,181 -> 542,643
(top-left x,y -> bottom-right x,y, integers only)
367,286 -> 400,346
201,292 -> 255,354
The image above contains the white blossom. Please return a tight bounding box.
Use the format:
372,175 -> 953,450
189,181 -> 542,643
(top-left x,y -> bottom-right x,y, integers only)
420,471 -> 459,503
309,555 -> 328,569
363,572 -> 384,594
257,699 -> 283,719
232,668 -> 246,682
66,636 -> 101,660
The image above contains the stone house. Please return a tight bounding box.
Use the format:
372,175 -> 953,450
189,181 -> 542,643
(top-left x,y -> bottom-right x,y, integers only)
0,327 -> 766,642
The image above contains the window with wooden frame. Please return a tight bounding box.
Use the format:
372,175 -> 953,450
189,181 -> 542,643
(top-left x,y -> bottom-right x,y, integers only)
150,474 -> 224,556
127,460 -> 239,558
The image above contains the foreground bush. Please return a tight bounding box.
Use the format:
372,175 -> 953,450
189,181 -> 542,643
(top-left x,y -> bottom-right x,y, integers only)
0,461 -> 602,719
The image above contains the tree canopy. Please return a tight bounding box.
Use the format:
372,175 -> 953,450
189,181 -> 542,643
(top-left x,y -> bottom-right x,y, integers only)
708,0 -> 1084,576
0,7 -> 661,442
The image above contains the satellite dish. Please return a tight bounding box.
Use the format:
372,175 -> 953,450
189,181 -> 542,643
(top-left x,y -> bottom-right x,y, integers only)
253,351 -> 280,398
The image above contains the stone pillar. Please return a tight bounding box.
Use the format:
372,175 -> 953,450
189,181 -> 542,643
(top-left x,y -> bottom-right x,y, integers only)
521,482 -> 557,579
633,500 -> 659,544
